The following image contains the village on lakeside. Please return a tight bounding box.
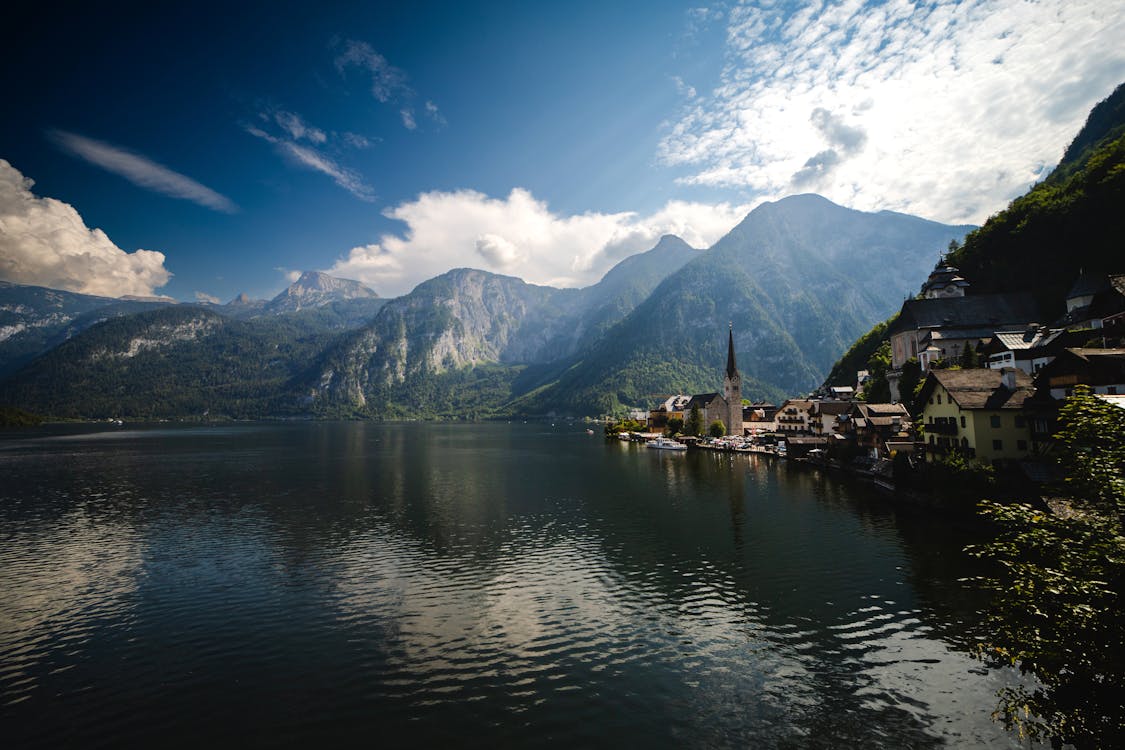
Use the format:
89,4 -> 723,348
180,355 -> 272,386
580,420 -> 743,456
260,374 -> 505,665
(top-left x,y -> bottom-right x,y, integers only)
606,259 -> 1125,498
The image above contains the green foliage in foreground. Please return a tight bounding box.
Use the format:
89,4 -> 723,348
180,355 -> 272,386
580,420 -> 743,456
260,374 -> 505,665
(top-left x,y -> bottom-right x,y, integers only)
708,420 -> 726,438
967,387 -> 1125,748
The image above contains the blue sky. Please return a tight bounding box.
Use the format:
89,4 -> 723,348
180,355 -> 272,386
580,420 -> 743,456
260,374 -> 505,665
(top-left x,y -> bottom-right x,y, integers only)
1,0 -> 1123,301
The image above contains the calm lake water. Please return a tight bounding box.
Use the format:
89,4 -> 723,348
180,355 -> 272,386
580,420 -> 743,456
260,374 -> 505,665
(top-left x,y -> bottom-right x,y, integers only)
0,422 -> 1030,748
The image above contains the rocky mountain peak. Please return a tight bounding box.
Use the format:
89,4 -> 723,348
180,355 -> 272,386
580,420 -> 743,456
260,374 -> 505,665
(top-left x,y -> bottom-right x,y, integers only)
265,271 -> 378,313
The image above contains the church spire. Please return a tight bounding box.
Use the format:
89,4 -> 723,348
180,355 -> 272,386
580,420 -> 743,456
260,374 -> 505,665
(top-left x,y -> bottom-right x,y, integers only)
726,323 -> 738,378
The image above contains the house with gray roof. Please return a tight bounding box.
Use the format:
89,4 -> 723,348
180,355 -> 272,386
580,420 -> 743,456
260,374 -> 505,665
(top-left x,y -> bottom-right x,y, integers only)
917,368 -> 1035,464
885,292 -> 1041,400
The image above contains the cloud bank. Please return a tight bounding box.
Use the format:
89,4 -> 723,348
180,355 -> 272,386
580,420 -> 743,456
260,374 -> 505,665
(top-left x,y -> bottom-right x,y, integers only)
49,130 -> 238,213
328,187 -> 749,297
0,159 -> 172,297
661,0 -> 1125,223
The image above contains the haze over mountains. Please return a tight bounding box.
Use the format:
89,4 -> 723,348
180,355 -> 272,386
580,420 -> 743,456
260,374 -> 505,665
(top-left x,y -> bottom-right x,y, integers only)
0,194 -> 969,419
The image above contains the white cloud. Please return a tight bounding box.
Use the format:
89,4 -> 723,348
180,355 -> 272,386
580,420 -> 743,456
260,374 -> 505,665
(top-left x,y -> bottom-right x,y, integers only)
342,132 -> 374,149
661,0 -> 1125,223
49,130 -> 238,213
273,111 -> 327,144
245,125 -> 375,201
327,187 -> 749,297
194,291 -> 220,304
671,75 -> 698,99
335,40 -> 413,103
424,100 -> 446,127
334,40 -> 443,130
0,159 -> 172,297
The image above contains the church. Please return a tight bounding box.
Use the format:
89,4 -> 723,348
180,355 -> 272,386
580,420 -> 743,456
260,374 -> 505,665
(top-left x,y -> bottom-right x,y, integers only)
680,326 -> 743,435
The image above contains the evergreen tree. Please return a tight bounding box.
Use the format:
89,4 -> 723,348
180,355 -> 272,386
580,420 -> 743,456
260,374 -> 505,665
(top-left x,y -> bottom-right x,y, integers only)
686,403 -> 704,436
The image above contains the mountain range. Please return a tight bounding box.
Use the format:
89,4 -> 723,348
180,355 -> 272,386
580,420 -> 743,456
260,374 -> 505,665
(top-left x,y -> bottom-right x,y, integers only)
0,196 -> 968,420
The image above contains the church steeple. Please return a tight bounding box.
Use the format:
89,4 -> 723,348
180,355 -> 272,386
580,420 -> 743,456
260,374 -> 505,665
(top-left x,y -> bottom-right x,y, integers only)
726,323 -> 739,378
723,324 -> 742,437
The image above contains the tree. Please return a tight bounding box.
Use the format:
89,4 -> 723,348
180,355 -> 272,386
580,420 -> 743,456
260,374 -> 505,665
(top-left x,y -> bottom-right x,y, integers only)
959,343 -> 980,369
967,386 -> 1125,748
686,403 -> 704,436
708,420 -> 726,438
860,341 -> 891,402
664,416 -> 684,437
898,358 -> 922,411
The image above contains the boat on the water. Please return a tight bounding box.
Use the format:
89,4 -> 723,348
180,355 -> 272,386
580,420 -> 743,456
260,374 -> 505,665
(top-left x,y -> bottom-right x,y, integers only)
646,437 -> 687,451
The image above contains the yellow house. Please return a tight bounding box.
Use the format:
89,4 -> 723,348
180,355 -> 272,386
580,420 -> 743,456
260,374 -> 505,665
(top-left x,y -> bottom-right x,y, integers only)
918,368 -> 1034,464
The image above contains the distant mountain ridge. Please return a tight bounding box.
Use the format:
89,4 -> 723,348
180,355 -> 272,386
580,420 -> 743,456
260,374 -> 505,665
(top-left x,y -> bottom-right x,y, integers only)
305,236 -> 701,417
3,196 -> 970,419
0,270 -> 387,377
264,271 -> 378,314
532,194 -> 972,413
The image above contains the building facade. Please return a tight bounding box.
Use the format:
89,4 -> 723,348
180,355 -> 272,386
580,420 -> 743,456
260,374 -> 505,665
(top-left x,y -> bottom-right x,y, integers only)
917,368 -> 1034,464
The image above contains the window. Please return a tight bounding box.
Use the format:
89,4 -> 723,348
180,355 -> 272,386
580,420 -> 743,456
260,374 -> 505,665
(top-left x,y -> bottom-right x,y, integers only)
961,437 -> 969,448
992,439 -> 1003,451
960,416 -> 966,428
929,434 -> 935,445
1017,440 -> 1028,451
990,415 -> 1001,428
1014,416 -> 1025,428
937,395 -> 942,405
1110,387 -> 1119,395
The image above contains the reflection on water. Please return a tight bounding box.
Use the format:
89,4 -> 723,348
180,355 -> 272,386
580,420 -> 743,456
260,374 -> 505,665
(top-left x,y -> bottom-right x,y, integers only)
0,423 -> 1029,747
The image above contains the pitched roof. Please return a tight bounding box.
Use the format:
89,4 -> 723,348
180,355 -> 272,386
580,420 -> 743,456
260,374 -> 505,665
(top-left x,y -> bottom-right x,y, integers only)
853,402 -> 910,419
992,327 -> 1061,351
1066,273 -> 1111,300
811,400 -> 852,416
887,293 -> 1040,337
1035,348 -> 1125,386
926,368 -> 1034,410
685,393 -> 723,410
779,399 -> 813,412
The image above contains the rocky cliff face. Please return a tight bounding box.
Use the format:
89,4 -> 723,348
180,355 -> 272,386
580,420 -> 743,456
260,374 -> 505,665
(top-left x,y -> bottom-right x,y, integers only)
306,237 -> 701,414
309,269 -> 574,406
0,281 -> 175,378
264,271 -> 378,314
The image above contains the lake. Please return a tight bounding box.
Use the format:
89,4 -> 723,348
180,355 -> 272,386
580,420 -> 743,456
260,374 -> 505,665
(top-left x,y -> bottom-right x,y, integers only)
0,422 -> 1030,747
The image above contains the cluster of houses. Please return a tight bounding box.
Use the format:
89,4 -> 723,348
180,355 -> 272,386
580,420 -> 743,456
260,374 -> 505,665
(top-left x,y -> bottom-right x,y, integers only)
641,262 -> 1125,474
